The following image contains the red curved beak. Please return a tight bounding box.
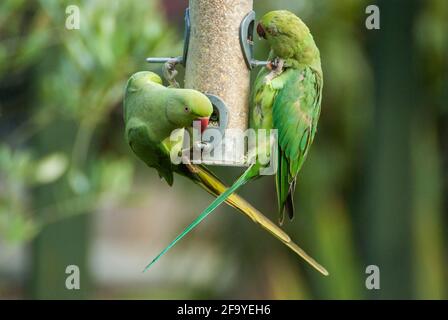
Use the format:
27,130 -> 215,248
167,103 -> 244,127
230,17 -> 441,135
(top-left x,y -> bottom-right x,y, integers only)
257,22 -> 266,39
199,117 -> 209,133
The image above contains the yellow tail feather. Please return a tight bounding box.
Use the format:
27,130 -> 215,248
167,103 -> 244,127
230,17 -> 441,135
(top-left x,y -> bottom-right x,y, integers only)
190,164 -> 329,276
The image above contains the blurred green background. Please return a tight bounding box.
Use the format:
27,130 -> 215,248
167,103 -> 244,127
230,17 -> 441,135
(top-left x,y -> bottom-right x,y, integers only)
0,0 -> 447,299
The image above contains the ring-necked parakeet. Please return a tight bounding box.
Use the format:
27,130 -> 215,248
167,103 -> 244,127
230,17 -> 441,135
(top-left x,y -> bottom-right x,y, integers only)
254,10 -> 323,224
143,10 -> 327,276
124,71 -> 326,275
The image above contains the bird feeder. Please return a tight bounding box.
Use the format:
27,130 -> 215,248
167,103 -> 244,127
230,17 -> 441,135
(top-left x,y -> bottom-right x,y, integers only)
147,0 -> 267,166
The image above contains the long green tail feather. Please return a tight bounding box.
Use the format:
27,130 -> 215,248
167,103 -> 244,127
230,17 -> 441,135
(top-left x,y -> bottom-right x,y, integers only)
143,167 -> 256,272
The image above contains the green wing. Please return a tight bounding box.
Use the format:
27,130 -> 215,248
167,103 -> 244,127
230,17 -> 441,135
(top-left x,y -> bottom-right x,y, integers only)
126,121 -> 174,186
273,67 -> 322,224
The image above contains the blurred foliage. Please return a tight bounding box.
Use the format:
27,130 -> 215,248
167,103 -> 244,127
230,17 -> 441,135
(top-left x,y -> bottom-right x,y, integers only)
0,0 -> 447,299
0,0 -> 181,243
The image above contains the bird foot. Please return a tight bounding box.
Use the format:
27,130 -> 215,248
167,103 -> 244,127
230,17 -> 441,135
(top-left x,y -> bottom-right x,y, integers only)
264,57 -> 285,83
163,58 -> 180,88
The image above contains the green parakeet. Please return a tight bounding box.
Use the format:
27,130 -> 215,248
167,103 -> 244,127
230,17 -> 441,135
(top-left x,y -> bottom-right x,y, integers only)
254,10 -> 323,224
124,71 -> 325,274
144,10 -> 328,276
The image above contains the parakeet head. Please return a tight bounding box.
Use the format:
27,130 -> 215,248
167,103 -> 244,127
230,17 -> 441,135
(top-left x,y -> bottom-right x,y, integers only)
257,10 -> 310,43
167,89 -> 213,132
125,71 -> 212,132
257,10 -> 320,69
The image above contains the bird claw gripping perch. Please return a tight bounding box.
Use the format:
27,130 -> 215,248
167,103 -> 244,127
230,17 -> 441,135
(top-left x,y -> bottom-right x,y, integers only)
266,57 -> 285,71
162,58 -> 181,88
264,57 -> 285,83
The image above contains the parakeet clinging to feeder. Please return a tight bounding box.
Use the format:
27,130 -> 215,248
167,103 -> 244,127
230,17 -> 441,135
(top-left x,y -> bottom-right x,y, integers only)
254,10 -> 323,224
145,10 -> 327,275
124,71 -> 326,274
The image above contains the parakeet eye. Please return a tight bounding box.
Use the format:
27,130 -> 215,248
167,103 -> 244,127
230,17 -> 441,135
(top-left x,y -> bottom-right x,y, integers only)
184,106 -> 190,113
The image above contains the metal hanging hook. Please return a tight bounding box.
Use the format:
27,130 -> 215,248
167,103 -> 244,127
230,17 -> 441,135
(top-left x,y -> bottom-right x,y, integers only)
240,10 -> 269,70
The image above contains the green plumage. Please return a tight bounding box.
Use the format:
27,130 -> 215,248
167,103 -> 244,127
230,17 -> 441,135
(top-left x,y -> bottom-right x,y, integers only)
258,10 -> 322,73
253,10 -> 323,224
252,66 -> 322,223
124,71 -> 213,185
